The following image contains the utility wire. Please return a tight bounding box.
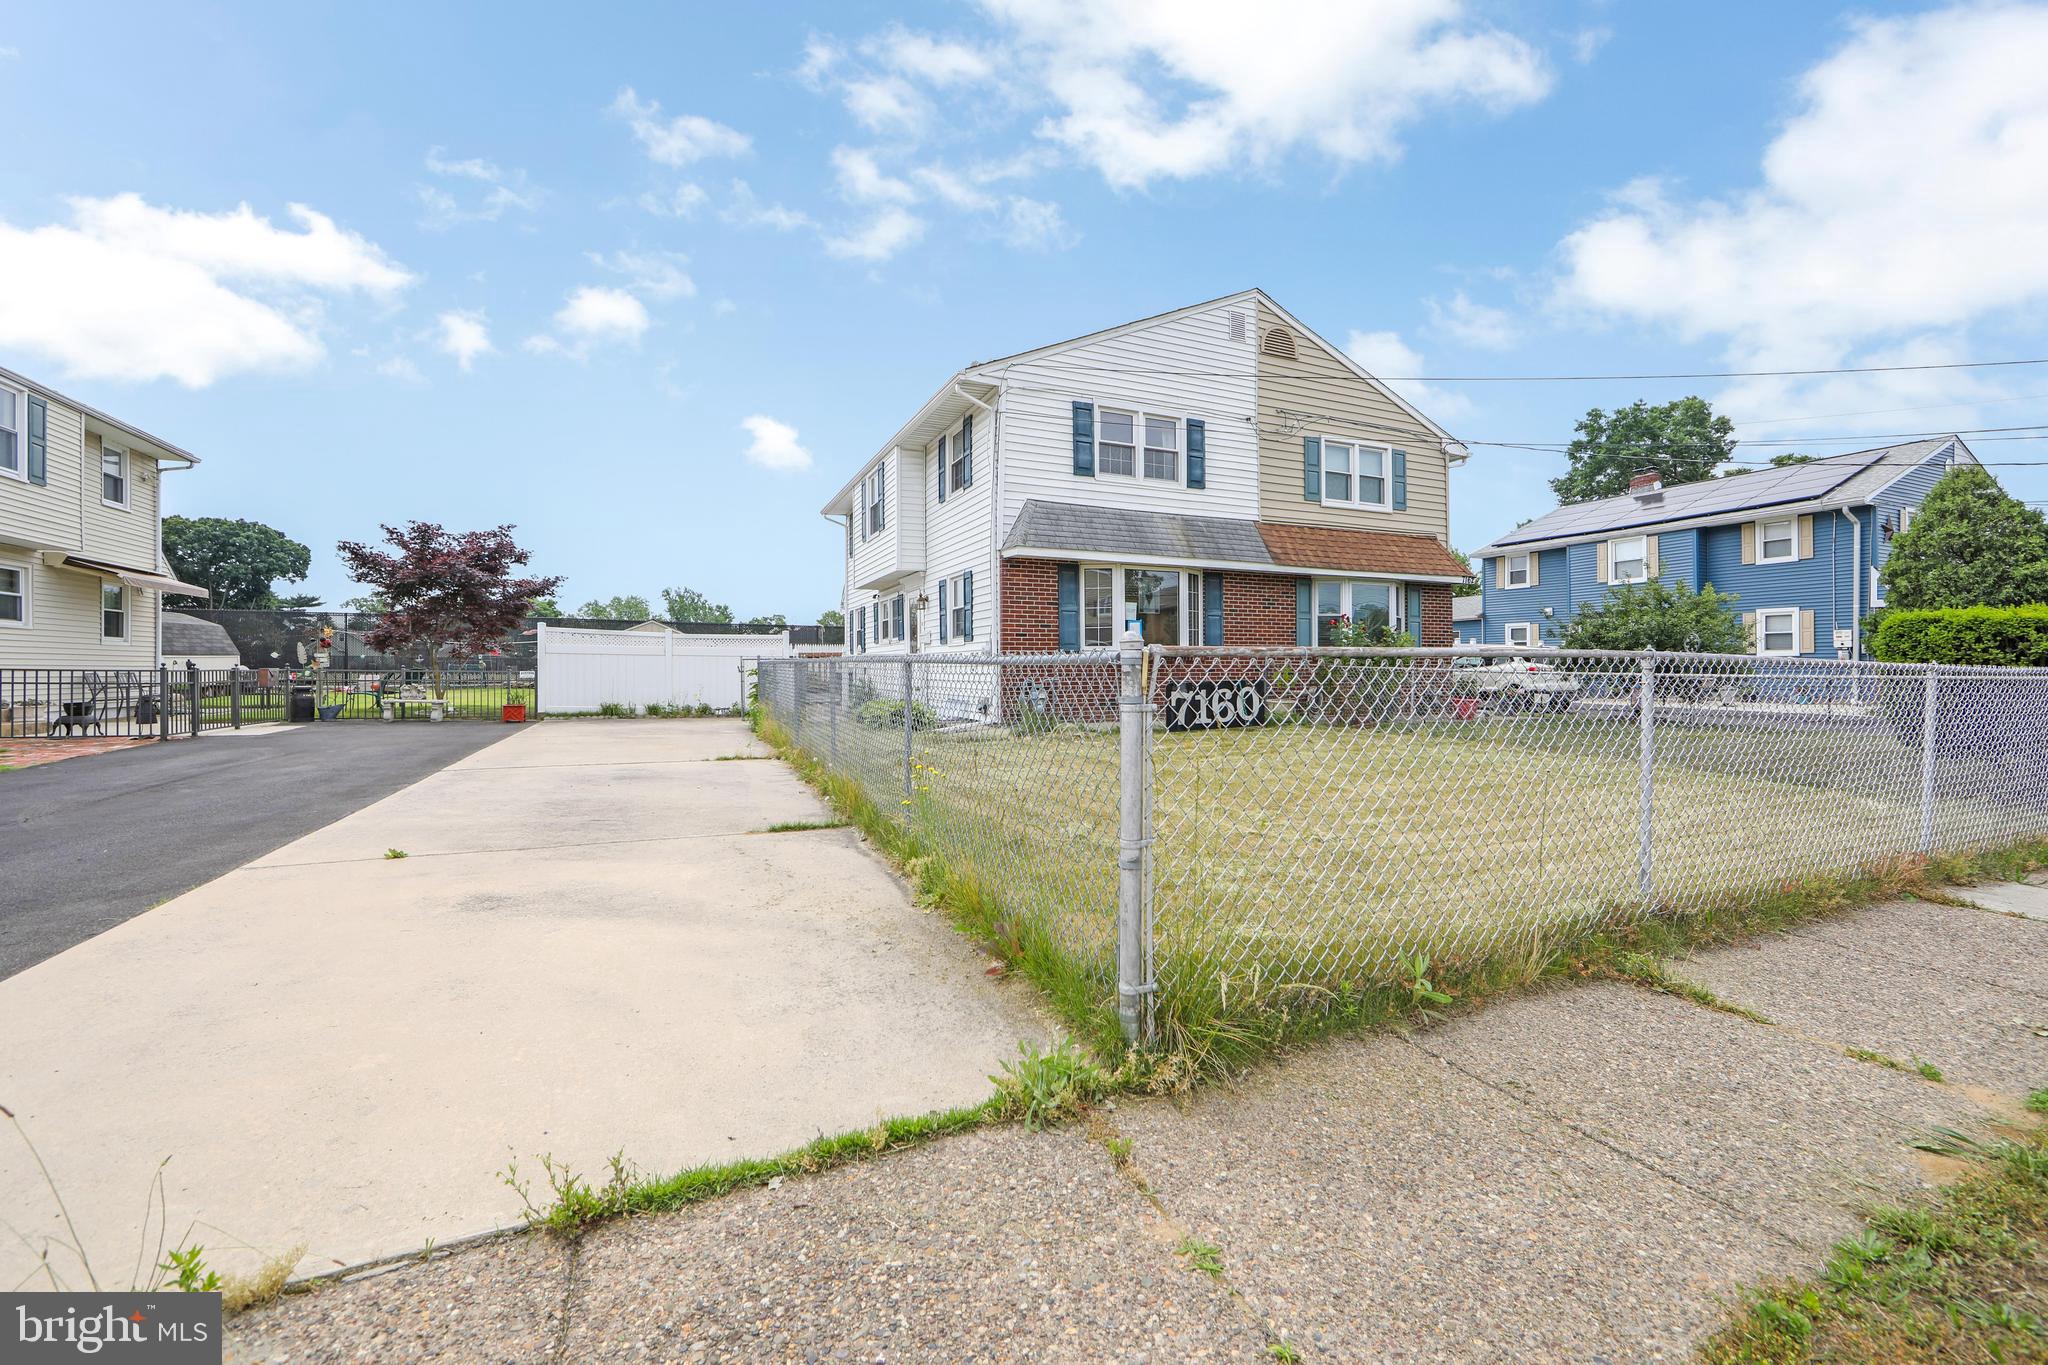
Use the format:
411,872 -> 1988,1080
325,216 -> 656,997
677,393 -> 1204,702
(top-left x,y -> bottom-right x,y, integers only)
991,356 -> 2048,383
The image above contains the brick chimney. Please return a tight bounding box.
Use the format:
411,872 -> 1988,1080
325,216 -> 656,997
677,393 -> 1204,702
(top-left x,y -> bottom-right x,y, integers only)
1628,469 -> 1663,495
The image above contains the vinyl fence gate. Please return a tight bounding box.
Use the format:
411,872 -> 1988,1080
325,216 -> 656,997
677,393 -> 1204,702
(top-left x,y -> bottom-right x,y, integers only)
534,623 -> 791,714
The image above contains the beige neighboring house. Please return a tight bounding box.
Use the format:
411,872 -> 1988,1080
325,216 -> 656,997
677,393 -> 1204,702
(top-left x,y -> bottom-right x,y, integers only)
0,365 -> 207,669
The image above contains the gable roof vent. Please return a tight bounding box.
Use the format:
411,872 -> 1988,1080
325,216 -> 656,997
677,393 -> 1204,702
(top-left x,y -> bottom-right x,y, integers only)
1260,327 -> 1297,359
1227,310 -> 1248,344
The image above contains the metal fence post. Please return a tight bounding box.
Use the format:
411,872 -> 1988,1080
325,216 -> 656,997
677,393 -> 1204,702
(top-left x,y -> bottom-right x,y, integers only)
902,656 -> 915,806
157,665 -> 171,742
829,661 -> 839,763
1638,652 -> 1656,909
1920,665 -> 1940,854
187,664 -> 201,737
1117,628 -> 1155,1047
230,669 -> 243,729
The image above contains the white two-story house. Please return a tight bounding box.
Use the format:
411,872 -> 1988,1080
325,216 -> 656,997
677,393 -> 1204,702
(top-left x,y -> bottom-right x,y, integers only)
0,365 -> 206,669
823,289 -> 1470,661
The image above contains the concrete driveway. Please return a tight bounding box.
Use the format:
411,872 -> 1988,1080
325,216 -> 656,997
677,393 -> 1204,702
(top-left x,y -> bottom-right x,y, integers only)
0,721 -> 515,978
0,719 -> 1046,1286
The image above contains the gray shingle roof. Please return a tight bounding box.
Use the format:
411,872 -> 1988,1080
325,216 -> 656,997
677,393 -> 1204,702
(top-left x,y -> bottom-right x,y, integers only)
160,611 -> 237,658
1004,499 -> 1273,564
1477,437 -> 1961,553
1452,594 -> 1482,622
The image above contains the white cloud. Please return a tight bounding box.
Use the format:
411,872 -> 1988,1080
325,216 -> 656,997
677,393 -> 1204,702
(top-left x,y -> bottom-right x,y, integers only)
913,163 -> 1000,211
637,183 -> 708,218
722,180 -> 813,232
824,206 -> 926,262
976,0 -> 1551,189
740,414 -> 812,472
375,354 -> 425,384
610,87 -> 751,166
524,286 -> 650,357
1426,290 -> 1517,350
587,248 -> 696,301
1571,26 -> 1612,64
416,146 -> 542,229
832,146 -> 917,203
1000,196 -> 1076,251
1344,329 -> 1470,421
1555,5 -> 2048,422
434,309 -> 493,371
863,26 -> 993,86
0,45 -> 18,61
0,193 -> 411,387
842,75 -> 929,135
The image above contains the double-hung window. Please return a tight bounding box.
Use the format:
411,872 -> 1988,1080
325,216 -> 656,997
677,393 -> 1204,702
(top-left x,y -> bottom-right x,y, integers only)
1504,622 -> 1538,649
1756,516 -> 1796,564
1898,507 -> 1916,534
1097,410 -> 1136,477
854,607 -> 866,653
1756,607 -> 1798,656
1142,417 -> 1178,481
1320,440 -> 1390,508
1609,535 -> 1648,584
0,560 -> 27,626
950,422 -> 971,490
946,573 -> 972,641
0,385 -> 20,479
891,595 -> 906,641
1081,566 -> 1115,648
101,445 -> 129,507
101,583 -> 127,640
864,465 -> 887,536
1505,553 -> 1531,588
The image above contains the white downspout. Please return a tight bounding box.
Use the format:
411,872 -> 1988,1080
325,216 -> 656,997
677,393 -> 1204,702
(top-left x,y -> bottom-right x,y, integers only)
1845,509 -> 1863,661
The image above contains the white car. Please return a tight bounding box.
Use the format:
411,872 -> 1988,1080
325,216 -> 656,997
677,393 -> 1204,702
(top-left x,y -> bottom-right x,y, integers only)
1452,655 -> 1581,710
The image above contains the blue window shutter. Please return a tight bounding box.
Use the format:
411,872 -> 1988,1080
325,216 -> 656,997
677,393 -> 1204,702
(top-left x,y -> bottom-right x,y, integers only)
26,396 -> 47,486
937,436 -> 947,502
1302,438 -> 1321,501
1203,572 -> 1223,646
1057,564 -> 1079,651
1404,585 -> 1423,639
962,568 -> 974,640
937,578 -> 948,643
1295,578 -> 1312,646
1071,402 -> 1095,477
1186,418 -> 1206,489
960,415 -> 973,488
1392,449 -> 1407,511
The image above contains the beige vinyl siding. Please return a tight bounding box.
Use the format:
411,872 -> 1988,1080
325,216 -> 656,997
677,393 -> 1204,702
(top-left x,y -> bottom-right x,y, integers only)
992,298 -> 1259,540
0,395 -> 85,554
82,429 -> 162,569
1252,300 -> 1450,540
0,555 -> 158,668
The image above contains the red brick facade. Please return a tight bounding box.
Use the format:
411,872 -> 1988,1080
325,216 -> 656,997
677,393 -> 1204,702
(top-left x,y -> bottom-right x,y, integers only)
998,558 -> 1453,652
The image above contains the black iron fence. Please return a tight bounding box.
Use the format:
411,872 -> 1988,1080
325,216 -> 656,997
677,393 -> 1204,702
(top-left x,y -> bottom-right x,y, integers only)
2,665 -> 536,739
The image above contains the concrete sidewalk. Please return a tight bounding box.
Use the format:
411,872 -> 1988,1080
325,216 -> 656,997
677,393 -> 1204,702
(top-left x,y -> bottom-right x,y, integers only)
228,883 -> 2048,1362
1,719 -> 1047,1290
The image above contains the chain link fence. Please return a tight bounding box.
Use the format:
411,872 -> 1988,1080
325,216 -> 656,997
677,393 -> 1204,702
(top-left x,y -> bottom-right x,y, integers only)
758,643 -> 2048,1047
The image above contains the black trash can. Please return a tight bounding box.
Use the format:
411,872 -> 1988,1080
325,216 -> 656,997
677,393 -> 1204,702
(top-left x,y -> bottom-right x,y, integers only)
287,684 -> 317,723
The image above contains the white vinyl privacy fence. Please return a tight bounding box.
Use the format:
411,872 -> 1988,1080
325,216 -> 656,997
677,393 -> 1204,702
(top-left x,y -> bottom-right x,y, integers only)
537,623 -> 789,714
758,639 -> 2048,1047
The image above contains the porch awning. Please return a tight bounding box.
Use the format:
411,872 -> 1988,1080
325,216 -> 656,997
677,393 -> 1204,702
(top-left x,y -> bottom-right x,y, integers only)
52,553 -> 209,599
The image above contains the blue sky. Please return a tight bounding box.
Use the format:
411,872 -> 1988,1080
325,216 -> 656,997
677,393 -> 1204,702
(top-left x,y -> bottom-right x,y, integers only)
4,1 -> 2046,617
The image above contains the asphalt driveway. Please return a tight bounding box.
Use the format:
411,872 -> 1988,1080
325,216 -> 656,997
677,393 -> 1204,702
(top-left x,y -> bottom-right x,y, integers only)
0,719 -> 1046,1287
1,722 -> 513,979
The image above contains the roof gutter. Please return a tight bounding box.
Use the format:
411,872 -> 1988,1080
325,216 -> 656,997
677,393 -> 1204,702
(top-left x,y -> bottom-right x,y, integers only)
1477,493 -> 1876,557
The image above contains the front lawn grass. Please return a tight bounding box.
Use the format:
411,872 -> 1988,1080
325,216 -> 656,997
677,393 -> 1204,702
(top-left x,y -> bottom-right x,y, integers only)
763,699 -> 2045,1074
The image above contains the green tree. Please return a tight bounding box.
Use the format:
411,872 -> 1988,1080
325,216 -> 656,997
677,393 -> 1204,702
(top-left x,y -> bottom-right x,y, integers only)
162,516 -> 312,608
1726,452 -> 1817,477
1450,549 -> 1479,598
1551,397 -> 1737,504
1559,579 -> 1749,653
1880,464 -> 2048,610
576,594 -> 654,620
748,613 -> 788,627
817,608 -> 845,628
275,593 -> 324,609
341,593 -> 390,613
660,585 -> 734,623
526,597 -> 563,619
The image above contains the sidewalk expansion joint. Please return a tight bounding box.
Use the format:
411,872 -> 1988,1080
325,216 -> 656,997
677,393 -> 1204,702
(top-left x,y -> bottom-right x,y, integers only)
549,1236 -> 583,1364
1776,926 -> 2048,1004
1402,1036 -> 1815,1255
253,827 -> 772,869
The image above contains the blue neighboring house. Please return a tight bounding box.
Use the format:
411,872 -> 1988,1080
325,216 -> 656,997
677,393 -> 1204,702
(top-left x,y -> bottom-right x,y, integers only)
1469,437 -> 1974,659
1452,592 -> 1483,644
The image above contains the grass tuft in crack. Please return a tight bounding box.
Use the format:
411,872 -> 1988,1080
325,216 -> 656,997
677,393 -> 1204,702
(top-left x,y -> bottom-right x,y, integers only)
1844,1048 -> 1946,1083
761,819 -> 850,834
1700,1110 -> 2048,1362
1175,1236 -> 1225,1279
383,848 -> 408,860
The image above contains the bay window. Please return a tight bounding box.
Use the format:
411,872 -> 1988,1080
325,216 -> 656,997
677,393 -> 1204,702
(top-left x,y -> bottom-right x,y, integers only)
1313,580 -> 1399,643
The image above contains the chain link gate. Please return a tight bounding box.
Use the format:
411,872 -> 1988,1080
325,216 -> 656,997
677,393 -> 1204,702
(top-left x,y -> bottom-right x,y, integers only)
759,643 -> 2048,1048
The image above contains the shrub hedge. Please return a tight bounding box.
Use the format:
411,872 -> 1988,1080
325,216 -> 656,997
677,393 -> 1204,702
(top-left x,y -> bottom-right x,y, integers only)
1868,604 -> 2048,667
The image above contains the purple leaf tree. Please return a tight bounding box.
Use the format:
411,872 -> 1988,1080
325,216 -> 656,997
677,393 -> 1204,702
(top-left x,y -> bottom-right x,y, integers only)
335,522 -> 562,699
